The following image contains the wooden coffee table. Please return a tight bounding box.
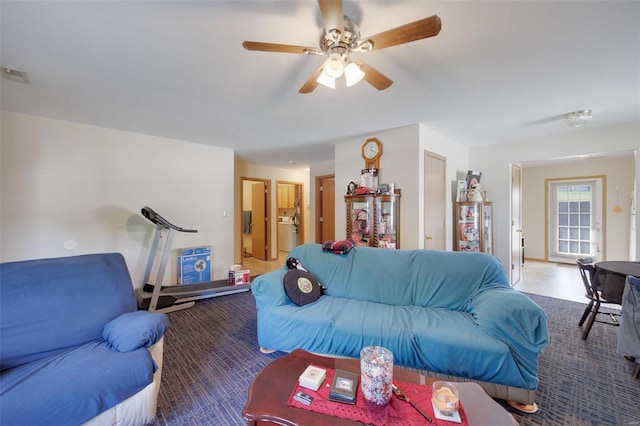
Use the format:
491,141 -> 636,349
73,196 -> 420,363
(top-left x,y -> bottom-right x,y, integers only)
242,349 -> 518,425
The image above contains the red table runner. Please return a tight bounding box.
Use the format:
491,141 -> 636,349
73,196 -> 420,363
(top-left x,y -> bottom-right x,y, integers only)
287,365 -> 469,426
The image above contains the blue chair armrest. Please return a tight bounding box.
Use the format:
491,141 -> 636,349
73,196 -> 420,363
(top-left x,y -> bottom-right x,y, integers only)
103,311 -> 169,352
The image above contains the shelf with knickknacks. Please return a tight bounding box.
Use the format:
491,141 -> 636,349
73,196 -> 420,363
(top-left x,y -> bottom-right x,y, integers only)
455,171 -> 492,254
345,189 -> 400,249
346,136 -> 400,248
455,199 -> 493,254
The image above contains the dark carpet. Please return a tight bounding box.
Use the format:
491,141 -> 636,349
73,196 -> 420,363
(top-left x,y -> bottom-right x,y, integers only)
151,291 -> 640,426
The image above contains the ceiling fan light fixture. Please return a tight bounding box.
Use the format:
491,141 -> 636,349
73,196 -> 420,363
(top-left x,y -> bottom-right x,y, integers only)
564,109 -> 592,128
323,52 -> 345,78
316,71 -> 335,89
344,62 -> 365,87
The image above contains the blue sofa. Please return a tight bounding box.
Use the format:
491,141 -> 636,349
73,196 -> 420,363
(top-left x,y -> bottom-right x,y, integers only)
252,244 -> 549,405
0,253 -> 169,426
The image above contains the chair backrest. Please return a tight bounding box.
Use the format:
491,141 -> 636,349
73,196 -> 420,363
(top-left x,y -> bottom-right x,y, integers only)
577,257 -> 597,300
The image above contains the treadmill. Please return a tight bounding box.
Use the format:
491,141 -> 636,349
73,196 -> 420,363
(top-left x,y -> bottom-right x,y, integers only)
138,206 -> 250,314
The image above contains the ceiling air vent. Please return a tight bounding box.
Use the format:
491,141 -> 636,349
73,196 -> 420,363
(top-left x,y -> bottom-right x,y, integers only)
1,67 -> 29,83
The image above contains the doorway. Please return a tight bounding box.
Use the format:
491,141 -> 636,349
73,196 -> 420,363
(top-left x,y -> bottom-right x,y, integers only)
240,177 -> 271,261
514,152 -> 635,302
315,174 -> 335,243
423,151 -> 446,250
276,181 -> 304,254
546,176 -> 605,263
511,164 -> 523,285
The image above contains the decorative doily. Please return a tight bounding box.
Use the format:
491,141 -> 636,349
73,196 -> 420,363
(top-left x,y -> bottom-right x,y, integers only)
288,366 -> 468,425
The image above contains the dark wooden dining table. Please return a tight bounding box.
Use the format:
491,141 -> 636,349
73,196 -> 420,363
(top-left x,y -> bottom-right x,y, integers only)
593,261 -> 640,305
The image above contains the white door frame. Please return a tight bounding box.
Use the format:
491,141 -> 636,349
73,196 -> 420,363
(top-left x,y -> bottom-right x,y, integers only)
546,175 -> 606,263
510,164 -> 522,286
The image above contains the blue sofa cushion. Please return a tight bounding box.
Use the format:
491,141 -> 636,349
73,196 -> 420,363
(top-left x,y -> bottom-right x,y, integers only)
0,253 -> 137,370
256,295 -> 533,389
0,341 -> 156,426
103,311 -> 170,352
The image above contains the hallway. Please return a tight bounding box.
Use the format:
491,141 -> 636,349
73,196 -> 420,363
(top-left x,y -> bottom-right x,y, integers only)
242,251 -> 288,276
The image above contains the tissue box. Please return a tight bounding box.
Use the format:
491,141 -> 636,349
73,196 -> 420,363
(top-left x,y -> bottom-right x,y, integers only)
229,264 -> 241,283
230,269 -> 251,285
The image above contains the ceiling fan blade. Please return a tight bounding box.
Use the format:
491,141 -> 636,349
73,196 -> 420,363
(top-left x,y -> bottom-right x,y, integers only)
354,60 -> 393,91
299,66 -> 324,94
318,0 -> 344,32
365,15 -> 441,51
243,41 -> 316,54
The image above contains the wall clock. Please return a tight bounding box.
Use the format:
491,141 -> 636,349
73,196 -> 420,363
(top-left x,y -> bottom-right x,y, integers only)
362,138 -> 382,170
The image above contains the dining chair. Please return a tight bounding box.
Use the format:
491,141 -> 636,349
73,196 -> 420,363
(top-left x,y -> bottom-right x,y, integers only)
576,257 -> 621,340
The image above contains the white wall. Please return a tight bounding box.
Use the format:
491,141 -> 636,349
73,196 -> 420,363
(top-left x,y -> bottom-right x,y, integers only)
334,125 -> 469,250
522,155 -> 635,261
335,126 -> 420,248
234,159 -> 310,262
1,111 -> 235,286
418,124 -> 470,250
6,109 -> 635,288
470,122 -> 640,271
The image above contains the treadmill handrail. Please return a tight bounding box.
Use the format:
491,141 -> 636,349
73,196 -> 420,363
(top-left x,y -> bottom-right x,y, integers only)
141,206 -> 198,233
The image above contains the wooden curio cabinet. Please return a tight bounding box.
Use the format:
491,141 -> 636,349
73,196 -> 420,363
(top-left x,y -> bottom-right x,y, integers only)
345,192 -> 401,249
455,201 -> 493,254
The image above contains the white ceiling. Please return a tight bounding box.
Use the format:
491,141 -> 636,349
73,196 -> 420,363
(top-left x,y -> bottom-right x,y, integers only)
1,1 -> 639,170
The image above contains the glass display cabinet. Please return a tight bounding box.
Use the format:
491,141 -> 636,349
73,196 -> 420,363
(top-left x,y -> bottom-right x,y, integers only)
455,201 -> 493,254
345,193 -> 400,249
375,194 -> 400,249
345,195 -> 374,247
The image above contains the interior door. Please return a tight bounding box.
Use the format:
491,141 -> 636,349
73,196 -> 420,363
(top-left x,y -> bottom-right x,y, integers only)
424,151 -> 446,250
511,164 -> 522,286
251,182 -> 267,260
316,175 -> 335,243
295,183 -> 304,245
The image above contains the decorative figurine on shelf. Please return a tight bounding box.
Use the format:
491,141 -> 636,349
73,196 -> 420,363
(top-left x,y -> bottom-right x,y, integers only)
360,169 -> 378,193
347,181 -> 357,195
354,210 -> 369,234
469,183 -> 484,202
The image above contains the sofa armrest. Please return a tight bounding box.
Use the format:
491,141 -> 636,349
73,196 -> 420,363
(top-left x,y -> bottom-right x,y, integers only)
469,289 -> 549,355
81,337 -> 165,426
103,311 -> 169,353
251,268 -> 290,308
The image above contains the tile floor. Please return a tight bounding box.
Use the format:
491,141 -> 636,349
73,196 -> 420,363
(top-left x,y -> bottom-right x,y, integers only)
242,251 -> 288,276
243,251 -> 589,305
516,259 -> 586,304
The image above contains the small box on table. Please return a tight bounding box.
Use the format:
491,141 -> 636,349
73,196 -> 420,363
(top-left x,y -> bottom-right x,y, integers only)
299,365 -> 326,391
328,369 -> 358,404
232,270 -> 251,285
229,264 -> 250,285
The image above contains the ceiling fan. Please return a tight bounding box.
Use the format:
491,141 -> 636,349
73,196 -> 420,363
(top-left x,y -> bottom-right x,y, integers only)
242,0 -> 441,93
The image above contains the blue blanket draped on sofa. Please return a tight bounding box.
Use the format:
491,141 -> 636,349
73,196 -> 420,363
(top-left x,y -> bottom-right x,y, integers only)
252,244 -> 548,398
0,253 -> 169,426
